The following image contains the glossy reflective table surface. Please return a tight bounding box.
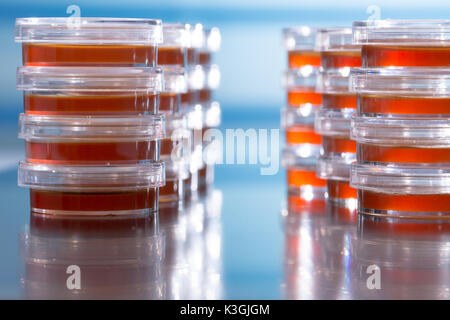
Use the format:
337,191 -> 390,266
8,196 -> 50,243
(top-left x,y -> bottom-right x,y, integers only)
0,115 -> 449,299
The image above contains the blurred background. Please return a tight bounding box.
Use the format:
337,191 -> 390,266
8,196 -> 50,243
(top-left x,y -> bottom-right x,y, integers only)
1,0 -> 450,299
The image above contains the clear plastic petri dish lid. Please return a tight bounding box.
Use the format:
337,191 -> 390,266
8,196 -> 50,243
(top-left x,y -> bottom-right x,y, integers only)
281,106 -> 315,128
165,113 -> 190,138
187,65 -> 206,90
203,27 -> 221,52
282,26 -> 319,50
351,162 -> 450,194
161,23 -> 191,47
282,68 -> 320,89
17,66 -> 163,92
18,113 -> 165,142
204,64 -> 221,90
204,101 -> 221,127
15,17 -> 163,44
353,19 -> 450,45
315,27 -> 360,52
18,161 -> 166,192
281,144 -> 321,169
351,115 -> 450,146
350,67 -> 450,96
317,67 -> 352,93
165,159 -> 190,180
316,152 -> 355,181
162,67 -> 188,94
189,23 -> 205,49
315,107 -> 354,137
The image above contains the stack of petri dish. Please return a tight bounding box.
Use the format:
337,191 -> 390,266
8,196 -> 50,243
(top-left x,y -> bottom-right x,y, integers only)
281,26 -> 326,215
350,20 -> 450,223
159,23 -> 221,201
198,27 -> 221,193
15,18 -> 166,216
315,27 -> 361,218
158,23 -> 193,204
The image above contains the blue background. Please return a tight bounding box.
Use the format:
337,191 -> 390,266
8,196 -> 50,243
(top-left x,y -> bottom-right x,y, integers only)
0,0 -> 449,299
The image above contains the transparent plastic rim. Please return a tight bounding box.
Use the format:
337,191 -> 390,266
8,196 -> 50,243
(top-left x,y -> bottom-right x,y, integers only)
204,101 -> 221,127
15,17 -> 163,44
351,115 -> 450,146
316,153 -> 355,181
317,67 -> 352,94
17,66 -> 163,92
187,65 -> 206,90
315,108 -> 354,136
282,26 -> 318,50
282,67 -> 320,89
162,67 -> 187,94
281,106 -> 315,128
353,19 -> 450,45
315,27 -> 360,52
205,64 -> 220,90
166,113 -> 188,132
281,144 -> 321,169
350,162 -> 450,194
18,161 -> 166,191
161,23 -> 191,47
350,67 -> 450,96
203,27 -> 221,52
165,159 -> 190,180
189,23 -> 205,49
19,113 -> 165,142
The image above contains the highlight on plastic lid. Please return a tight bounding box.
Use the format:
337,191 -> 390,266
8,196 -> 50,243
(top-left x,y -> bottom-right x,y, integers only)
165,159 -> 190,180
351,116 -> 450,146
315,108 -> 354,137
351,162 -> 450,194
315,27 -> 359,51
205,64 -> 221,90
189,23 -> 205,49
17,66 -> 163,92
15,17 -> 163,44
350,67 -> 450,96
316,153 -> 355,181
282,26 -> 318,50
281,106 -> 315,129
282,68 -> 319,89
204,101 -> 221,127
281,144 -> 321,169
353,19 -> 450,45
18,113 -> 165,142
187,65 -> 206,90
203,27 -> 221,52
166,113 -> 188,134
18,161 -> 166,191
317,67 -> 352,93
162,23 -> 191,47
162,67 -> 187,93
